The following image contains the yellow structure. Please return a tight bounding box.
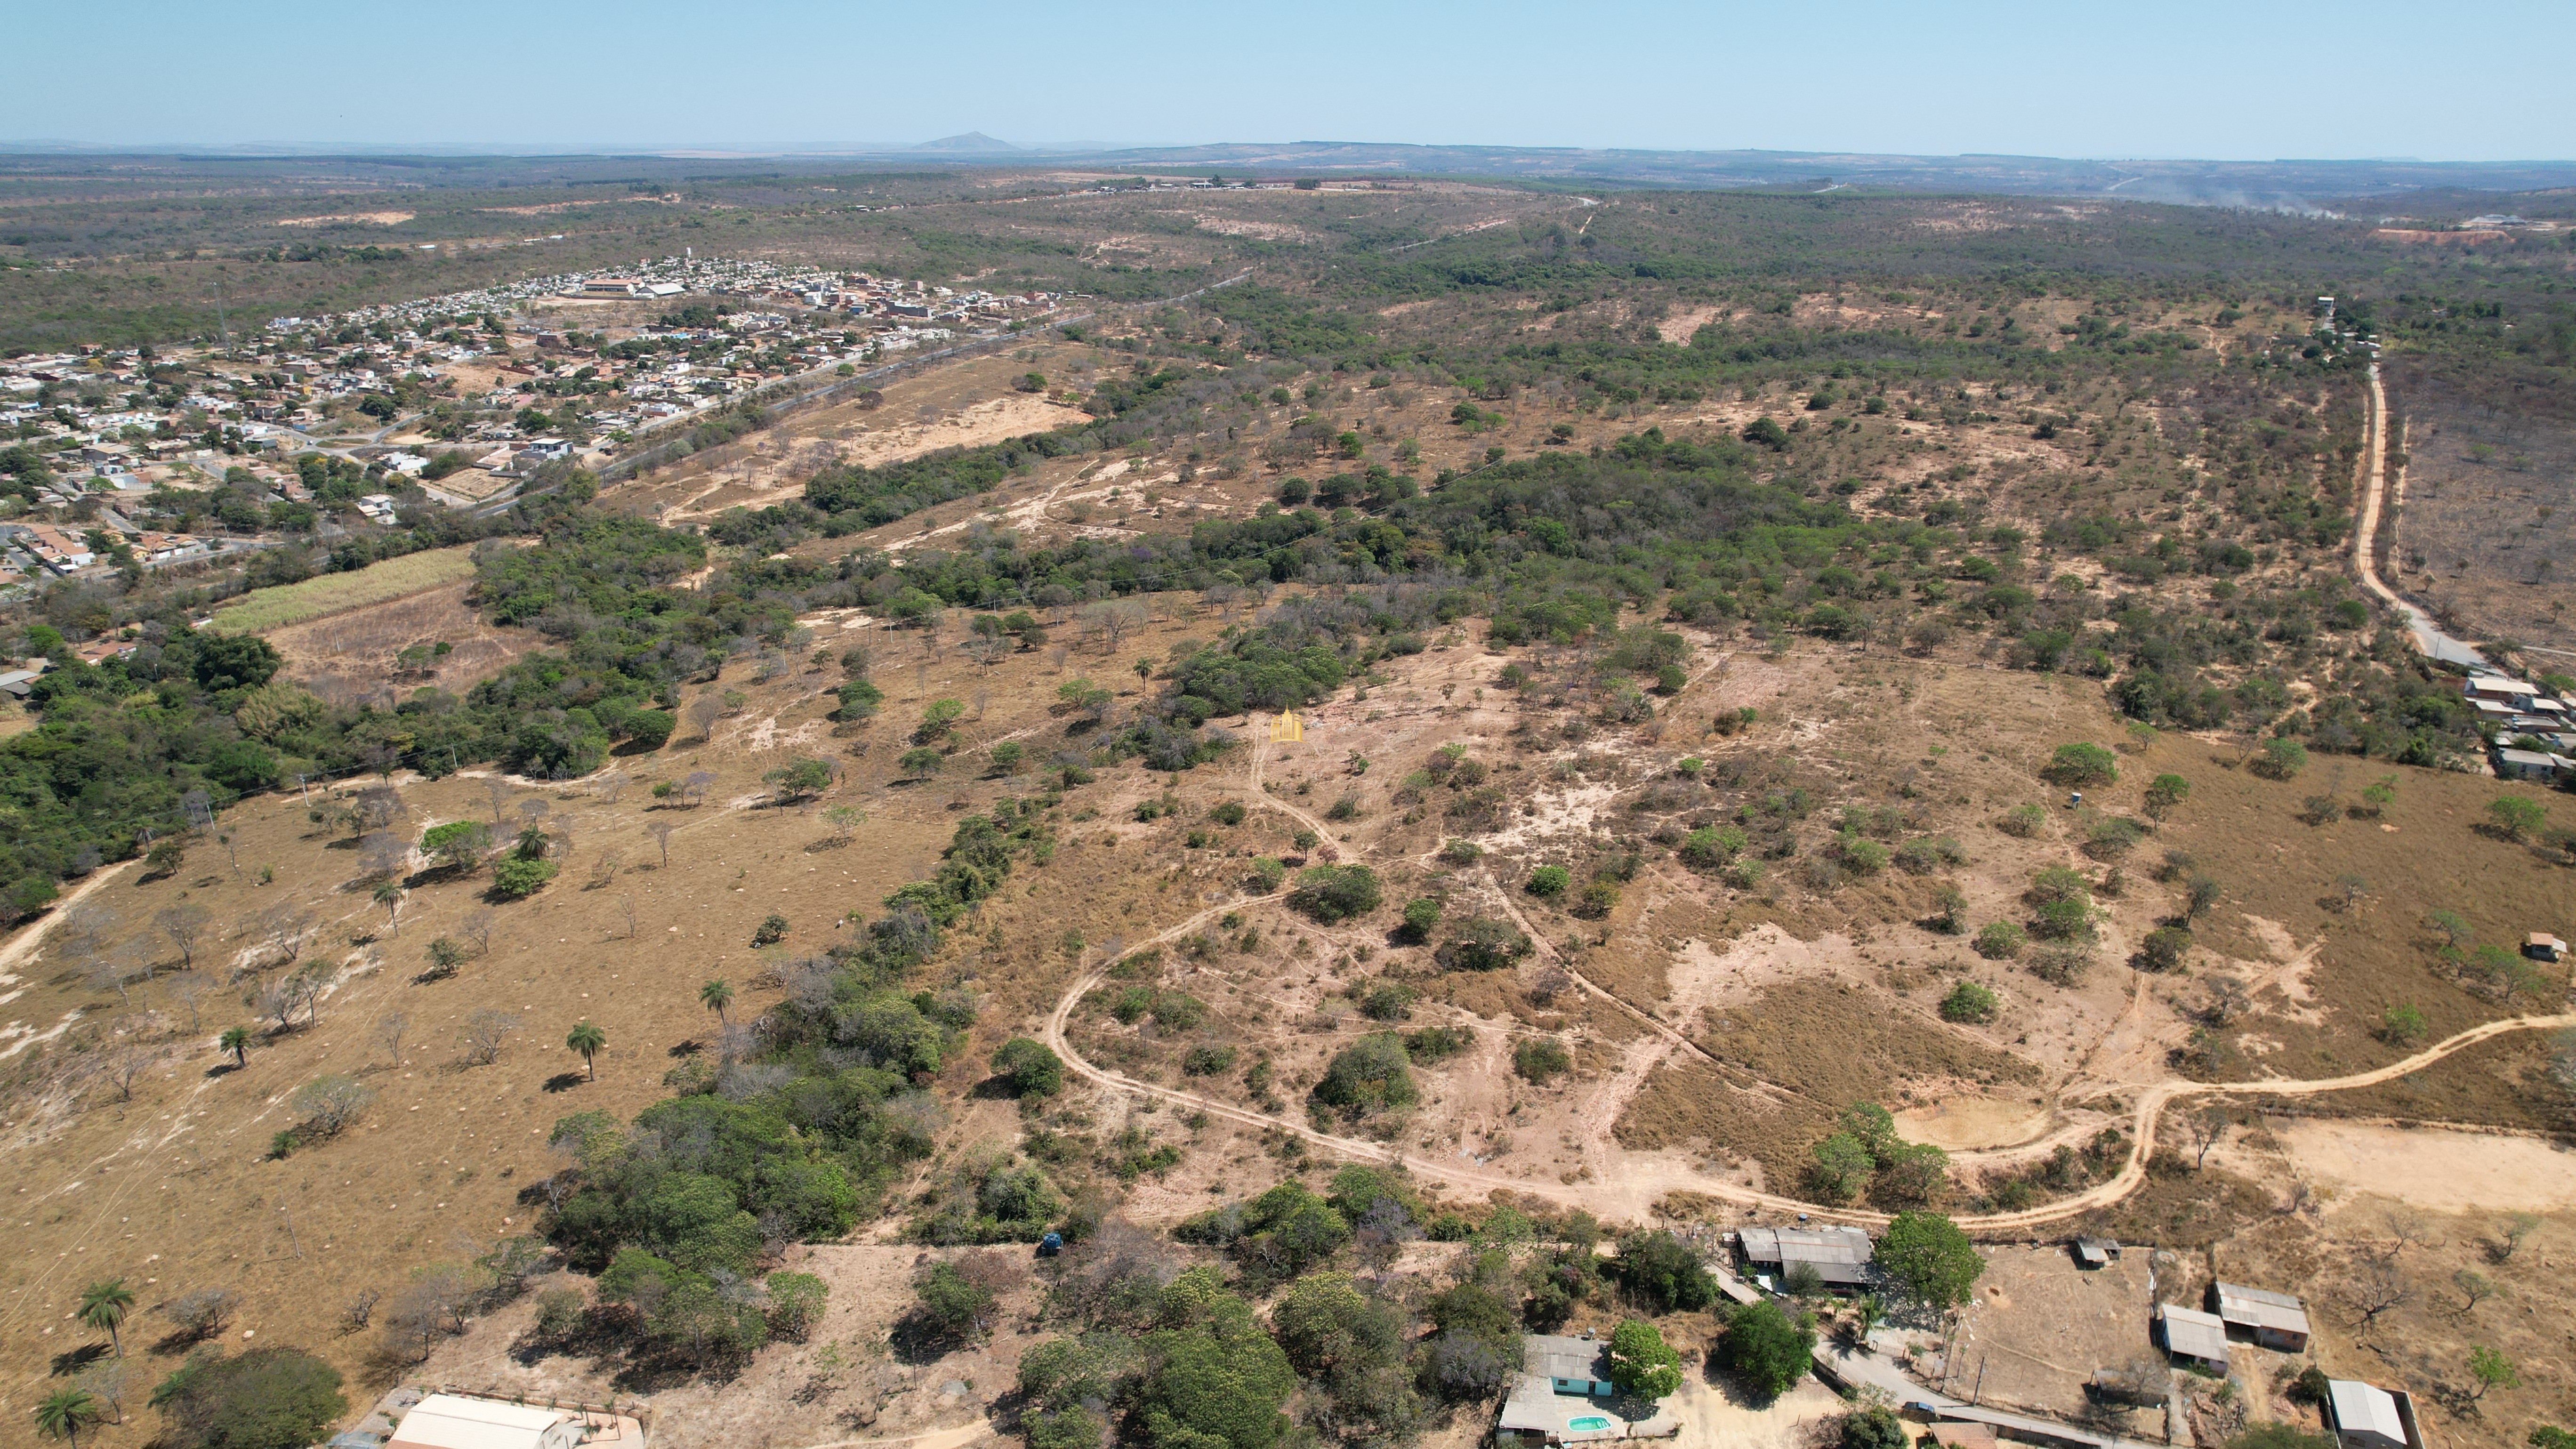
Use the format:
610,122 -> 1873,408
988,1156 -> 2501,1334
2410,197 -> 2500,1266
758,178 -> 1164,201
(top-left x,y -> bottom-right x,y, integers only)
1269,709 -> 1304,743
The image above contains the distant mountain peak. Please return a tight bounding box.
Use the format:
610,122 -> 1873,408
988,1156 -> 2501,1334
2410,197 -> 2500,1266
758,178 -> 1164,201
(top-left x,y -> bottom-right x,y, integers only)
915,131 -> 1016,153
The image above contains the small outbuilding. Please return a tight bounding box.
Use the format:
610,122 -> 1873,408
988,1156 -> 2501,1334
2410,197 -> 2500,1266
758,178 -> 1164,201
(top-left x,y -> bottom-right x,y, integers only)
2527,933 -> 2569,963
2156,1304 -> 2230,1369
2326,1379 -> 2423,1449
2073,1236 -> 2118,1268
2210,1281 -> 2312,1352
386,1394 -> 641,1449
1736,1225 -> 1874,1290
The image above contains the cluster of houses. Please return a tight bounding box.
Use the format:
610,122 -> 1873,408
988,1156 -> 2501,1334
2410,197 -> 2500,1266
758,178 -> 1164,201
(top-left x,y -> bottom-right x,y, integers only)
2466,669 -> 2576,783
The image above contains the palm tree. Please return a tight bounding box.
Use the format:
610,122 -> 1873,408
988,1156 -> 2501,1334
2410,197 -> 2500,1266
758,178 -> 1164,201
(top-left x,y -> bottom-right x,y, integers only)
371,880 -> 403,934
218,1025 -> 250,1068
566,1021 -> 605,1081
699,978 -> 733,1026
34,1388 -> 101,1447
78,1279 -> 134,1357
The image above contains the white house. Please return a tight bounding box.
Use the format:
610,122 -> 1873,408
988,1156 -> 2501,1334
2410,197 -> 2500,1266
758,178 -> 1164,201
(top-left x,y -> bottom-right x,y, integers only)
2325,1380 -> 2421,1449
387,1393 -> 627,1449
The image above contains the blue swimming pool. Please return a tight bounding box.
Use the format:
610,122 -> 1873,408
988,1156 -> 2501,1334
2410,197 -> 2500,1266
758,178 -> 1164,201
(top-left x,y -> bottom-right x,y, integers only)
1568,1417 -> 1613,1431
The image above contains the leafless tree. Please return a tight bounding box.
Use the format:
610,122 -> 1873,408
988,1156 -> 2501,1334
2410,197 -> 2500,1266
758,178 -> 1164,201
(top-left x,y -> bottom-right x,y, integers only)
103,1046 -> 161,1103
359,830 -> 409,882
253,903 -> 317,976
86,943 -> 152,1005
155,904 -> 211,969
684,770 -> 716,806
592,771 -> 630,805
165,969 -> 212,1030
380,1266 -> 470,1362
2381,1208 -> 2439,1260
516,798 -> 551,830
161,1287 -> 238,1343
55,904 -> 116,965
181,788 -> 215,835
589,848 -> 623,888
259,975 -> 301,1032
2186,1104 -> 2232,1169
291,1074 -> 375,1137
338,1288 -> 382,1335
354,783 -> 408,833
2350,1259 -> 2412,1332
458,909 -> 494,958
375,1011 -> 411,1067
459,1009 -> 520,1066
619,894 -> 640,940
548,814 -> 577,862
687,695 -> 724,741
75,1358 -> 127,1425
2451,1268 -> 2496,1316
647,820 -> 676,868
482,776 -> 512,824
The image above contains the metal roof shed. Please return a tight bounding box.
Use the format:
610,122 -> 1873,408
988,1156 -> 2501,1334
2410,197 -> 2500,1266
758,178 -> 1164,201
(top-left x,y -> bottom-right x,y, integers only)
2157,1304 -> 2230,1368
2211,1281 -> 2312,1351
2326,1380 -> 2418,1449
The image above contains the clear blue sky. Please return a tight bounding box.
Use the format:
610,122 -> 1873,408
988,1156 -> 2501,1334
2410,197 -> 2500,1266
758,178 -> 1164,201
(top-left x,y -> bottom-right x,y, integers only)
6,0 -> 2568,161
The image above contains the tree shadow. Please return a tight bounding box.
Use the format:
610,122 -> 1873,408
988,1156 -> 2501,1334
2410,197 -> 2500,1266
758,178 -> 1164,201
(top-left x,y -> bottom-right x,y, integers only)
542,1071 -> 587,1094
49,1343 -> 110,1377
668,1038 -> 702,1059
203,1061 -> 242,1079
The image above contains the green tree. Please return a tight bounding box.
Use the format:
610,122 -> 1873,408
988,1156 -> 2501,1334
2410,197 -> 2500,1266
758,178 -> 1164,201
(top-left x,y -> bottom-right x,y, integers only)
1940,980 -> 1999,1023
910,1260 -> 998,1345
700,978 -> 733,1025
2379,1004 -> 2427,1046
914,698 -> 966,746
2143,773 -> 2190,821
991,1037 -> 1064,1097
1526,865 -> 1571,897
1288,864 -> 1381,923
78,1278 -> 135,1357
766,1271 -> 828,1342
898,746 -> 946,779
1876,1210 -> 1983,1309
2254,737 -> 2308,780
33,1389 -> 100,1447
566,1021 -> 605,1081
1714,1298 -> 1814,1402
1312,1033 -> 1416,1115
218,1026 -> 250,1068
2044,742 -> 2118,786
2467,1345 -> 2519,1399
1809,1133 -> 1876,1203
2489,796 -> 2546,842
766,756 -> 835,803
1609,1231 -> 1717,1314
1605,1319 -> 1682,1398
151,1346 -> 345,1449
1142,1268 -> 1297,1449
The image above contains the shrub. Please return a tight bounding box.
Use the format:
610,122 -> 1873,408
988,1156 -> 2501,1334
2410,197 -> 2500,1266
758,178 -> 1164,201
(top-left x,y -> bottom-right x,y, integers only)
990,1038 -> 1064,1097
1723,857 -> 1764,889
2043,742 -> 2118,787
1610,1231 -> 1719,1315
1973,922 -> 2026,960
1438,838 -> 1482,865
2251,737 -> 2308,780
1996,803 -> 2047,837
1250,856 -> 1287,892
1182,1043 -> 1239,1076
765,1272 -> 829,1342
1437,917 -> 1530,972
420,820 -> 491,871
1679,825 -> 1747,869
2488,795 -> 2547,842
1939,981 -> 1999,1024
2032,897 -> 2094,942
489,857 -> 558,899
1525,865 -> 1570,898
1398,897 -> 1441,942
624,709 -> 676,750
2135,926 -> 2194,972
1208,801 -> 1247,826
153,1346 -> 346,1449
1513,1038 -> 1572,1084
835,679 -> 885,721
1314,1033 -> 1416,1113
751,913 -> 789,946
1288,865 -> 1381,922
1837,834 -> 1889,874
898,746 -> 945,779
2143,773 -> 2190,820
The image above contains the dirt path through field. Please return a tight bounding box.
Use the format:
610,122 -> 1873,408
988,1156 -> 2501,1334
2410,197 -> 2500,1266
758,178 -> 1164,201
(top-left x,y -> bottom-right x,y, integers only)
1042,737 -> 2576,1228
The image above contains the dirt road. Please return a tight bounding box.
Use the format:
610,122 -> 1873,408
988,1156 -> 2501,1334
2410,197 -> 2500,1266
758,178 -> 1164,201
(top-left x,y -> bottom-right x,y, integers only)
1042,736 -> 2576,1230
2352,362 -> 2484,667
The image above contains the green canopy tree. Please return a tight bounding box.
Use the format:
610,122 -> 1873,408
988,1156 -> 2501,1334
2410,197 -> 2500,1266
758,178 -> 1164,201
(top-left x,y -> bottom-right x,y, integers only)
566,1021 -> 606,1081
1605,1320 -> 1682,1398
1876,1210 -> 1983,1309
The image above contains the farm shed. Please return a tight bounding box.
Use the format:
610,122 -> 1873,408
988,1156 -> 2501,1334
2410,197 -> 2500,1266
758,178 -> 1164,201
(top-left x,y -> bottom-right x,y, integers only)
2210,1281 -> 2311,1352
2156,1304 -> 2230,1368
1736,1224 -> 1874,1289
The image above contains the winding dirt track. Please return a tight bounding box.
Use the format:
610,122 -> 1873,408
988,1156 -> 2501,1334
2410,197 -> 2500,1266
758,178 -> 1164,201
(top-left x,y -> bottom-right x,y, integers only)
1045,735 -> 2576,1229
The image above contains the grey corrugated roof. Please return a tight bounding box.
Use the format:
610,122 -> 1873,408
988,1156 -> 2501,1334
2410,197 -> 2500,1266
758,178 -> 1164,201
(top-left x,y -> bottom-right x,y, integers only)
2159,1304 -> 2229,1363
2213,1282 -> 2311,1336
1525,1334 -> 1609,1382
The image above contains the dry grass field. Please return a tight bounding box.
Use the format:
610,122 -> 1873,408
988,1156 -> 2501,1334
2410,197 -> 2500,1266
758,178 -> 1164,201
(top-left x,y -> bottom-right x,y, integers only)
205,547 -> 481,635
